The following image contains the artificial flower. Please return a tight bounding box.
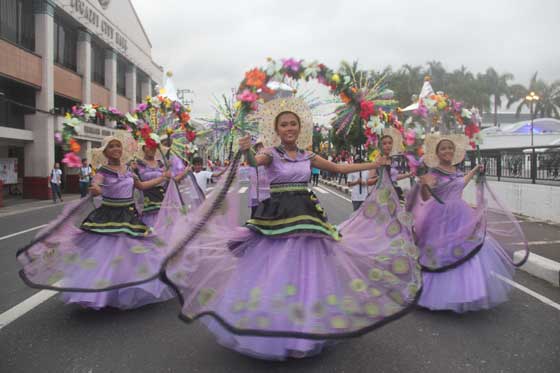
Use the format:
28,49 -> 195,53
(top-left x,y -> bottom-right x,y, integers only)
282,58 -> 301,72
186,130 -> 196,142
359,100 -> 376,120
54,132 -> 63,144
136,103 -> 148,112
181,112 -> 191,123
69,138 -> 81,153
62,152 -> 82,168
237,89 -> 258,103
405,130 -> 417,146
125,113 -> 138,124
245,68 -> 267,89
340,92 -> 352,104
331,73 -> 341,84
82,104 -> 96,118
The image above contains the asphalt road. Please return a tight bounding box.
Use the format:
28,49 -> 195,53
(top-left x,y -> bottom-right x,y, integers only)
1,184 -> 559,373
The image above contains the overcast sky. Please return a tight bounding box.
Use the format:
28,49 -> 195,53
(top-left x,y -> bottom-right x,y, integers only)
132,0 -> 560,118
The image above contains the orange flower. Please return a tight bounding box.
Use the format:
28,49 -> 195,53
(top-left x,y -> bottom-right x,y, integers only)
245,68 -> 266,89
181,112 -> 191,123
418,146 -> 424,156
351,87 -> 358,93
340,92 -> 351,104
70,138 -> 81,153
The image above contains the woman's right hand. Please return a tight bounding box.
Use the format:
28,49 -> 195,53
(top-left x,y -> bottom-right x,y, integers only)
88,184 -> 102,196
238,135 -> 251,151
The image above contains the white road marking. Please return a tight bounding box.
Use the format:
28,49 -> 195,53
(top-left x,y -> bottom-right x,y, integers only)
493,272 -> 560,312
0,225 -> 47,242
238,186 -> 248,194
0,286 -> 59,331
313,186 -> 329,194
513,240 -> 560,246
316,186 -> 352,202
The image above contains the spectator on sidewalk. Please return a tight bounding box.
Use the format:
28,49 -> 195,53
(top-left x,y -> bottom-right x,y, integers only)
311,166 -> 320,186
49,162 -> 63,203
347,155 -> 374,211
79,158 -> 93,198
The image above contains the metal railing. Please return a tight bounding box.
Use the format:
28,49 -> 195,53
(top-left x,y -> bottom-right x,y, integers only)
464,146 -> 560,184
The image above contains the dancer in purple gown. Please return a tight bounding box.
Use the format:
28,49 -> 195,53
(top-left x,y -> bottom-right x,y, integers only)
17,135 -> 174,309
407,135 -> 529,313
160,97 -> 422,360
135,144 -> 167,228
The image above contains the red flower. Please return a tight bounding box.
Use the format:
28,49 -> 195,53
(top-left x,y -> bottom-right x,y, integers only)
145,137 -> 158,149
181,112 -> 191,123
245,68 -> 267,89
359,100 -> 376,120
186,130 -> 196,142
140,125 -> 151,139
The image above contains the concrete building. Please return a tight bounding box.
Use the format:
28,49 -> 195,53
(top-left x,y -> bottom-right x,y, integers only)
0,0 -> 163,199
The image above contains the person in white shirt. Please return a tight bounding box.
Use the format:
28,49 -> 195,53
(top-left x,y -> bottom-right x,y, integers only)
347,155 -> 375,210
79,158 -> 93,198
49,162 -> 63,203
192,157 -> 226,193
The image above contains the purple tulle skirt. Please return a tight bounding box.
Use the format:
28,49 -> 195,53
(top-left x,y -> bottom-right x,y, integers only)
60,278 -> 173,310
419,236 -> 514,313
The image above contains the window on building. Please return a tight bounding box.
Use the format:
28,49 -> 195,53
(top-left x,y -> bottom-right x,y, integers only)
0,0 -> 34,50
91,42 -> 105,85
136,70 -> 146,103
53,16 -> 77,71
0,76 -> 35,130
54,95 -> 79,117
116,57 -> 127,96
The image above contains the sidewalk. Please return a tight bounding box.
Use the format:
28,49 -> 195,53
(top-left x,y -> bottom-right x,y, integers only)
0,194 -> 81,218
318,177 -> 560,287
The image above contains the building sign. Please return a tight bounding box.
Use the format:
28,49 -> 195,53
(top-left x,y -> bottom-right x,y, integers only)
69,0 -> 128,52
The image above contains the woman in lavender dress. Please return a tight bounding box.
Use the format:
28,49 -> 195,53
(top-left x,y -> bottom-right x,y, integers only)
408,135 -> 529,313
160,97 -> 422,360
17,136 -> 174,309
135,144 -> 167,228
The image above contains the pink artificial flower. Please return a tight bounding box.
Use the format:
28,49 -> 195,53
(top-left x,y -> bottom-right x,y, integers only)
359,100 -> 376,121
54,132 -> 63,144
173,101 -> 182,113
237,89 -> 258,103
62,152 -> 82,168
136,103 -> 148,112
108,107 -> 121,115
405,130 -> 416,146
282,58 -> 301,72
71,106 -> 84,116
413,103 -> 428,118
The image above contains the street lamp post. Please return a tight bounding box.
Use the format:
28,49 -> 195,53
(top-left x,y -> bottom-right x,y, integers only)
525,91 -> 540,147
525,91 -> 540,183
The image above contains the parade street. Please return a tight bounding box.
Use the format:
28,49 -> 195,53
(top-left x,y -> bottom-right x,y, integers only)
1,184 -> 559,373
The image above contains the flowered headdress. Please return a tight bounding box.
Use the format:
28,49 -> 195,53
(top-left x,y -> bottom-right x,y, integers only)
422,134 -> 470,168
380,127 -> 404,156
89,131 -> 138,168
252,97 -> 313,149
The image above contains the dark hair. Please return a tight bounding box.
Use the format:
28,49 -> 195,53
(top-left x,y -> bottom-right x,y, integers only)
436,139 -> 455,153
82,158 -> 87,162
274,111 -> 301,131
192,157 -> 203,165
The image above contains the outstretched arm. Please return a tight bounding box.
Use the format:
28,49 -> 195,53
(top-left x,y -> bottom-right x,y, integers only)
134,170 -> 171,190
311,155 -> 389,174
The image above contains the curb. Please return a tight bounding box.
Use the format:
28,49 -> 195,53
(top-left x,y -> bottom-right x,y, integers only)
318,179 -> 560,288
0,196 -> 81,219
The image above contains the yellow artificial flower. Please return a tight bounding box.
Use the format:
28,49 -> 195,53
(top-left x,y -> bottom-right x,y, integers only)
332,74 -> 341,84
234,101 -> 242,110
369,149 -> 380,161
65,113 -> 72,119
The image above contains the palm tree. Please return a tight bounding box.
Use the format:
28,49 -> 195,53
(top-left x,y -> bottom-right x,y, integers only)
506,72 -> 560,119
481,68 -> 514,127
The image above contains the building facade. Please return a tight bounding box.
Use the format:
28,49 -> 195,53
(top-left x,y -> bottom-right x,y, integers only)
0,0 -> 163,198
